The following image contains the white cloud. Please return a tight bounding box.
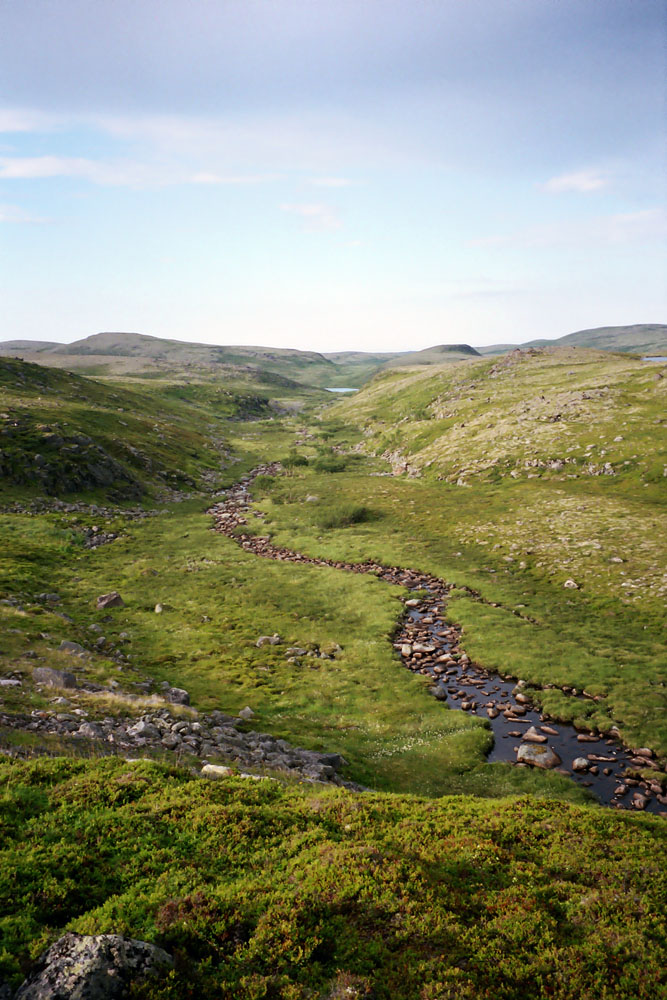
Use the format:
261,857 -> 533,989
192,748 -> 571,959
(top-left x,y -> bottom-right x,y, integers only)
0,155 -> 276,189
0,203 -> 48,223
280,202 -> 342,231
540,169 -> 608,194
0,155 -> 165,186
309,177 -> 354,187
470,208 -> 666,250
190,171 -> 276,185
0,108 -> 60,133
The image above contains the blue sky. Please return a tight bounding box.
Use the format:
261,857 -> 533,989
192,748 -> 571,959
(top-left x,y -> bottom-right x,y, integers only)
1,0 -> 664,351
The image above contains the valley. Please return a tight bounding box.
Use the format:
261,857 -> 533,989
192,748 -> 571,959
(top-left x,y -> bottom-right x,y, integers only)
0,342 -> 665,998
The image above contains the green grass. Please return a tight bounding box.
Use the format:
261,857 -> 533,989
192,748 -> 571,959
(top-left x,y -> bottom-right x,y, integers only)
0,351 -> 666,998
0,756 -> 664,999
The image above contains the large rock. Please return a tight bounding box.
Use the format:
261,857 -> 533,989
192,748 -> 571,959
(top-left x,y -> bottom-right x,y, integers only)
32,667 -> 77,689
14,932 -> 173,999
166,686 -> 190,706
58,640 -> 86,656
96,592 -> 124,610
516,743 -> 561,769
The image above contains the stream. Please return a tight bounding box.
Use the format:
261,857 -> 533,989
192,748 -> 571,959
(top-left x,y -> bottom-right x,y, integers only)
209,464 -> 665,815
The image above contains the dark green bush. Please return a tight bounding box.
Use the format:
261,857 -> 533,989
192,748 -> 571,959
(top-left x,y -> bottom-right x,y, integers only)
314,504 -> 373,529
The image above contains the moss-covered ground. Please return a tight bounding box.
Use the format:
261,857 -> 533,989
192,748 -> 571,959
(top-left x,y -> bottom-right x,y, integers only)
1,756 -> 665,999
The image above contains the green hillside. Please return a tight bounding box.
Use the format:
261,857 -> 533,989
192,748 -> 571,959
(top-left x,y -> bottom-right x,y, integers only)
0,333 -> 395,389
384,343 -> 481,367
0,357 -> 322,502
479,324 -> 667,357
0,349 -> 665,998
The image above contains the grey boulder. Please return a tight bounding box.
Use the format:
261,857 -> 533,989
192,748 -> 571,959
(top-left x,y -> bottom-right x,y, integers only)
96,592 -> 124,610
32,667 -> 77,689
14,933 -> 173,1000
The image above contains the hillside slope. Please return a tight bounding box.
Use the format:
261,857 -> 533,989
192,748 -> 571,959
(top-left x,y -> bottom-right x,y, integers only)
384,343 -> 481,367
480,323 -> 667,357
334,347 -> 666,489
0,357 -> 318,501
0,333 -> 395,388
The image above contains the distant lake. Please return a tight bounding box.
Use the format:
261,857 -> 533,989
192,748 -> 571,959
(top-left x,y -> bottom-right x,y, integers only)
641,356 -> 667,362
325,387 -> 357,393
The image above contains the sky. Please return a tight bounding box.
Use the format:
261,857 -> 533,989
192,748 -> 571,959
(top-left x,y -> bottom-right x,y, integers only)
1,0 -> 665,352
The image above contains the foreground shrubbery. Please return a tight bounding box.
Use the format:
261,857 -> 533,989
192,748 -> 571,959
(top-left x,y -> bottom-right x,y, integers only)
1,757 -> 665,999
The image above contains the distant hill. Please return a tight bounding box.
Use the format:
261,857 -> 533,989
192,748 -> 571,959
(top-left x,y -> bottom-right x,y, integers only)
0,332 -> 397,388
480,324 -> 666,357
0,340 -> 60,353
384,344 -> 480,367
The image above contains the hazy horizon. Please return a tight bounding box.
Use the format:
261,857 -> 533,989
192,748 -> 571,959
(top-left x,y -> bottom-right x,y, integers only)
1,0 -> 665,352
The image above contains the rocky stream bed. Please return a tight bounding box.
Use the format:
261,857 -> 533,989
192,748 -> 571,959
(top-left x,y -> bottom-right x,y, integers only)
209,463 -> 666,815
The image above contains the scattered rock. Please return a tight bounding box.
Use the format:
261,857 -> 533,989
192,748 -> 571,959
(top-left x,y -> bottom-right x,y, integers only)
154,603 -> 163,614
96,591 -> 124,610
201,763 -> 234,779
14,932 -> 173,1000
166,687 -> 190,706
238,706 -> 255,720
256,634 -> 281,647
58,640 -> 86,656
32,667 -> 77,689
572,757 -> 590,772
563,579 -> 579,590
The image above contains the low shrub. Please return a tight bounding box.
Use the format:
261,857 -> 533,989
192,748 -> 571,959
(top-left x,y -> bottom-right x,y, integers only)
314,504 -> 373,529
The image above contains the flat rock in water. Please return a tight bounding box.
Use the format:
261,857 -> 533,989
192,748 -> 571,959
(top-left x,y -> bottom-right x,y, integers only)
572,757 -> 590,772
14,932 -> 173,1000
522,726 -> 548,744
516,743 -> 561,769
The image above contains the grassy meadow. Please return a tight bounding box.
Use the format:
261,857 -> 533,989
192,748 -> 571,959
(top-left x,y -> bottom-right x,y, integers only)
0,348 -> 665,997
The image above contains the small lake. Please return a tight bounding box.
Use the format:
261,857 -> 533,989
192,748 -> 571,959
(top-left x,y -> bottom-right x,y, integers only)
641,356 -> 667,362
325,387 -> 357,393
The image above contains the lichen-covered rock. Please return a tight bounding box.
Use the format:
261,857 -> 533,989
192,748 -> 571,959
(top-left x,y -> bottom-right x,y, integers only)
516,743 -> 561,769
14,933 -> 173,999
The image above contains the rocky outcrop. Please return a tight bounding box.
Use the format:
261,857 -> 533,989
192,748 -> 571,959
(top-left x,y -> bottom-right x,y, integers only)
0,706 -> 361,790
14,933 -> 172,999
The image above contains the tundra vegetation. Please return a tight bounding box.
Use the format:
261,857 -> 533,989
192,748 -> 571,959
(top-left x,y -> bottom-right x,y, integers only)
0,344 -> 664,998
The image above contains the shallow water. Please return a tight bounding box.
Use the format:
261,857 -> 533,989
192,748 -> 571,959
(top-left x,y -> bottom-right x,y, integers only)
402,600 -> 664,814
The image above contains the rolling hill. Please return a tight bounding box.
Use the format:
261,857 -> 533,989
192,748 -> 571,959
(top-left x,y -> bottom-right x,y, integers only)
0,332 -> 395,388
480,324 -> 667,357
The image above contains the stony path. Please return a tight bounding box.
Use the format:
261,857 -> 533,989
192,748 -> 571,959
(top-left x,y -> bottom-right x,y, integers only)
209,464 -> 666,815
